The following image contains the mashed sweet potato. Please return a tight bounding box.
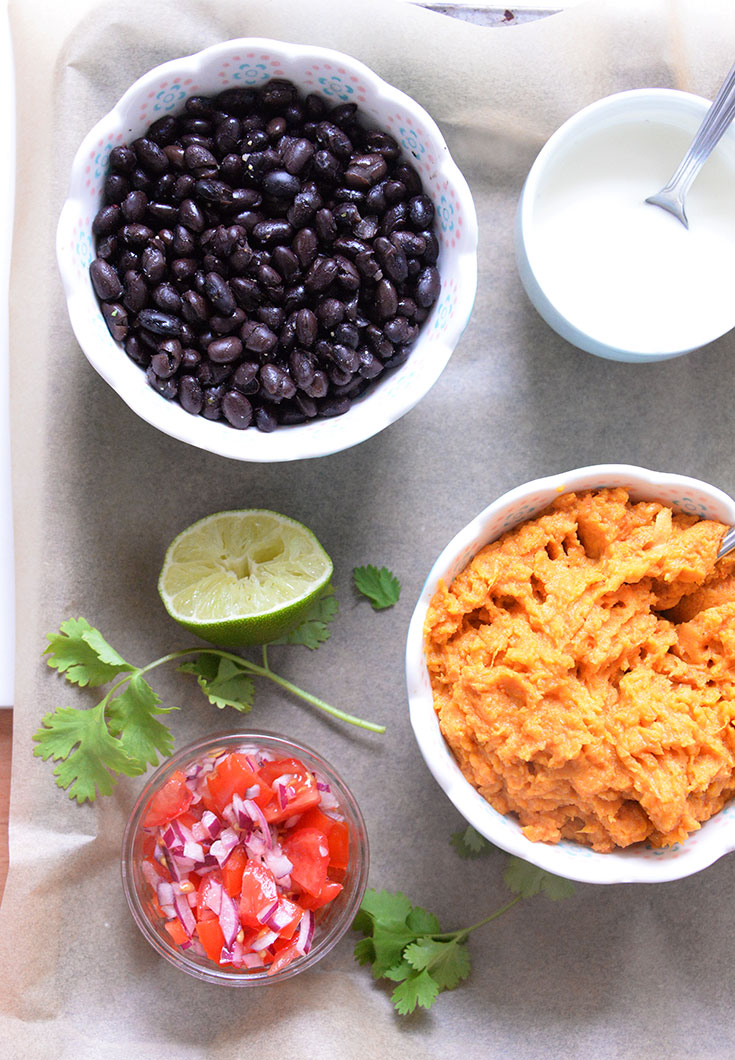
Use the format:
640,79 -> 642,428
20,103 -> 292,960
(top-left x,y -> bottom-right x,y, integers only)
424,488 -> 735,852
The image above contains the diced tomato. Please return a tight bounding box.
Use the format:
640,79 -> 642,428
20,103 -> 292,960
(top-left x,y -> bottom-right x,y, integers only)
326,819 -> 350,870
222,847 -> 247,898
164,918 -> 189,946
175,810 -> 199,832
267,939 -> 302,976
142,855 -> 171,883
143,770 -> 193,828
202,753 -> 275,815
196,918 -> 226,963
283,827 -> 329,897
298,879 -> 343,911
195,871 -> 224,922
238,860 -> 279,929
297,805 -> 336,834
261,759 -> 322,822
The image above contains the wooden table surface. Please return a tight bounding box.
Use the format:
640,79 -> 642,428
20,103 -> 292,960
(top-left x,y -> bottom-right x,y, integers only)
0,709 -> 11,903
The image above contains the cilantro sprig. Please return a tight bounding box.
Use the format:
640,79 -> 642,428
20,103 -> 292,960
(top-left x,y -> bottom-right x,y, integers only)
34,600 -> 385,803
353,565 -> 401,610
353,855 -> 575,1015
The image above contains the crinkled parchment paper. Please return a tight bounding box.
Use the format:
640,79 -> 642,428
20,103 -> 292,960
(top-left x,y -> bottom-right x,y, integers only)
3,0 -> 735,1056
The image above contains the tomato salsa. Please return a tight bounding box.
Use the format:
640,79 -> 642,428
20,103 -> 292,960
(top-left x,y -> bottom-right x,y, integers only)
138,744 -> 351,974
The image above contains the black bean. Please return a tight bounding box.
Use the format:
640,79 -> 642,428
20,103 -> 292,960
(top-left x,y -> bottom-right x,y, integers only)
109,145 -> 137,174
315,208 -> 337,244
90,258 -> 124,301
216,87 -> 257,116
260,363 -> 296,400
104,173 -> 130,204
334,322 -> 359,348
381,202 -> 409,235
333,255 -> 361,291
345,153 -> 387,190
232,362 -> 260,394
254,405 -> 278,432
357,347 -> 383,378
304,256 -> 338,292
293,228 -> 318,268
364,129 -> 401,160
141,245 -> 166,285
313,150 -> 341,184
178,374 -> 204,415
355,248 -> 382,282
194,179 -> 234,208
151,338 -> 182,378
102,302 -> 129,341
395,163 -> 422,195
375,235 -> 408,283
125,334 -> 148,365
316,121 -> 353,160
295,392 -> 318,418
354,216 -> 379,241
147,201 -> 179,225
282,137 -> 315,175
375,278 -> 399,320
257,305 -> 284,331
229,276 -> 260,312
283,283 -> 308,313
153,282 -> 182,315
262,169 -> 301,200
179,198 -> 206,232
333,202 -> 360,231
203,272 -> 236,315
332,343 -> 359,373
184,143 -> 219,176
166,145 -> 187,171
245,323 -> 278,355
122,223 -> 154,248
384,179 -> 407,204
221,389 -> 253,428
95,234 -> 118,261
295,308 -> 318,347
123,270 -> 148,313
134,138 -> 169,175
92,204 -> 121,237
208,335 -> 243,364
271,244 -> 300,283
318,395 -> 351,417
202,383 -> 226,419
302,369 -> 329,399
138,308 -> 182,336
384,316 -> 413,345
211,308 -> 246,335
253,219 -> 293,245
409,195 -> 434,229
415,265 -> 441,308
146,367 -> 178,399
420,230 -> 440,264
317,297 -> 344,329
290,348 -> 316,388
117,250 -> 140,273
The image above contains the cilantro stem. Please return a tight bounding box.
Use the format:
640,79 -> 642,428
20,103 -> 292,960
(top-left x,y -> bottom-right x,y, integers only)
109,647 -> 386,735
436,894 -> 522,943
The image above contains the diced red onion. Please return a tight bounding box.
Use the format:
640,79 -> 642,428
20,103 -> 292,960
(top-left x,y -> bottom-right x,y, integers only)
257,898 -> 280,926
295,910 -> 315,955
265,900 -> 297,932
250,928 -> 279,952
276,782 -> 296,810
200,810 -> 221,839
209,828 -> 239,867
173,892 -> 196,938
263,849 -> 293,880
218,891 -> 241,948
157,880 -> 174,910
164,851 -> 197,882
244,832 -> 266,860
242,799 -> 271,846
141,860 -> 162,890
242,950 -> 266,969
204,878 -> 223,917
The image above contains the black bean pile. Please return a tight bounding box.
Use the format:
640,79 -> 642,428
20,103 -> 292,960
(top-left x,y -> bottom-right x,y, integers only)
89,78 -> 441,432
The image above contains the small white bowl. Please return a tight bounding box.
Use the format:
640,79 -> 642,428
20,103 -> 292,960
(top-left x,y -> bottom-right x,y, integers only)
516,89 -> 735,362
406,464 -> 735,884
57,38 -> 478,462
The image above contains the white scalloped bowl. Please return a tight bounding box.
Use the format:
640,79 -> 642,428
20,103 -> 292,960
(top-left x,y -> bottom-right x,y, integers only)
406,465 -> 735,884
57,38 -> 478,462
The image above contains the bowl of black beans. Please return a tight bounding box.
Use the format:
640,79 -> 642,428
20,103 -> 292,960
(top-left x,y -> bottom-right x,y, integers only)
57,39 -> 478,461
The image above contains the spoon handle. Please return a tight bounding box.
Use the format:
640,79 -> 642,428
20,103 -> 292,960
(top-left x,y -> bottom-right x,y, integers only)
658,63 -> 735,204
717,524 -> 735,560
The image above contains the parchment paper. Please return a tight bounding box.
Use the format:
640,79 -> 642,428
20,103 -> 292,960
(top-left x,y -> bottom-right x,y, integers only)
3,1 -> 735,1056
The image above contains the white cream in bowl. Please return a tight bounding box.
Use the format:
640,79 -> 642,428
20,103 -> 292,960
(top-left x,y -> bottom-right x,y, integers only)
516,90 -> 735,362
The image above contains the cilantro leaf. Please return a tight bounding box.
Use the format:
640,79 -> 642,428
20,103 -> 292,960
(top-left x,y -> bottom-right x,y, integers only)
32,701 -> 141,802
405,937 -> 471,991
44,618 -> 134,687
106,674 -> 176,767
450,824 -> 494,858
270,593 -> 338,649
392,970 -> 439,1015
179,655 -> 255,713
504,856 -> 576,900
352,565 -> 401,610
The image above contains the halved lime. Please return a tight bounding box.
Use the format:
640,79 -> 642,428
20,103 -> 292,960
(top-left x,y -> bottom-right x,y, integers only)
158,510 -> 333,647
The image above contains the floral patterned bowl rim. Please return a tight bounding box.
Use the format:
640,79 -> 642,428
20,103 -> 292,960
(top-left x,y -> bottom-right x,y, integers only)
406,464 -> 735,885
57,38 -> 478,462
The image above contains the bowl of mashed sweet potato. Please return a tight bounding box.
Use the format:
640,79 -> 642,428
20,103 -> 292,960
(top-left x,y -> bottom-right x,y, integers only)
406,465 -> 735,884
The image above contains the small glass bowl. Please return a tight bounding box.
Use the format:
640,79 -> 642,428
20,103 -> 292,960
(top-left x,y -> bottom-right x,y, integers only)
121,729 -> 369,985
